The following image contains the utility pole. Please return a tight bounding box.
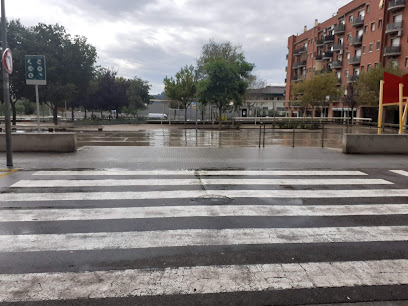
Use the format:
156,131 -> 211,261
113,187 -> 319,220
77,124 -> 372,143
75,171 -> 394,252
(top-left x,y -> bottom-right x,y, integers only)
1,0 -> 13,167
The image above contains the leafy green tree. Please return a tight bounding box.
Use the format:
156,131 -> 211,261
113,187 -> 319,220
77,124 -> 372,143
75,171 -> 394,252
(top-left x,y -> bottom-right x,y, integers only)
197,58 -> 254,126
0,20 -> 33,125
291,72 -> 338,119
354,64 -> 404,106
126,77 -> 151,118
196,39 -> 246,76
164,65 -> 197,124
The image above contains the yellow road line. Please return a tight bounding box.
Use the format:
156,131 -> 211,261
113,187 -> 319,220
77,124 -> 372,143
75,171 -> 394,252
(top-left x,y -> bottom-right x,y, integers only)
0,169 -> 19,178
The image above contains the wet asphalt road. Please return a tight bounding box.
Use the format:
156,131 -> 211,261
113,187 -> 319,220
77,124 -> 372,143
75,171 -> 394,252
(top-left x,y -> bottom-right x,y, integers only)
0,146 -> 407,305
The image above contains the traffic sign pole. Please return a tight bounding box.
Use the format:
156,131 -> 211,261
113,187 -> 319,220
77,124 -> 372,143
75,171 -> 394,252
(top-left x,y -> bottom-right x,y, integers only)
35,85 -> 40,132
1,0 -> 13,167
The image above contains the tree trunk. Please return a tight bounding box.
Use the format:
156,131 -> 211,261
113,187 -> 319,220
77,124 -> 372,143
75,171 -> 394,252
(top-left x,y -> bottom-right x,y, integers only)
53,106 -> 58,125
10,100 -> 17,126
71,107 -> 75,122
84,109 -> 87,120
116,110 -> 119,120
184,106 -> 187,125
100,110 -> 103,119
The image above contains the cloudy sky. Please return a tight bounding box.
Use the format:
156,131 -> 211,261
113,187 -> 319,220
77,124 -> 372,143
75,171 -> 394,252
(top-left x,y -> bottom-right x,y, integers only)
7,0 -> 350,94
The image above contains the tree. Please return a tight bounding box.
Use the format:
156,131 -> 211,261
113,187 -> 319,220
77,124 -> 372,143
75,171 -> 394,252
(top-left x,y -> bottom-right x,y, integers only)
196,39 -> 246,77
342,83 -> 357,124
354,64 -> 404,106
291,71 -> 338,119
125,77 -> 151,118
0,20 -> 33,125
163,65 -> 197,124
197,58 -> 254,127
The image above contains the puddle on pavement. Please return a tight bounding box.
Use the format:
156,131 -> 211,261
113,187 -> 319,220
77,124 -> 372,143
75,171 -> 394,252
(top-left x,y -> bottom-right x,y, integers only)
76,126 -> 386,149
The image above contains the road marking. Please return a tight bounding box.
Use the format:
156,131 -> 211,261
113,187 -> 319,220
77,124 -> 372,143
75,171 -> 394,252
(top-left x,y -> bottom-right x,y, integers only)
391,170 -> 408,177
2,204 -> 408,222
0,189 -> 405,202
1,226 -> 408,253
11,178 -> 391,188
33,170 -> 368,176
0,169 -> 19,179
0,259 -> 407,302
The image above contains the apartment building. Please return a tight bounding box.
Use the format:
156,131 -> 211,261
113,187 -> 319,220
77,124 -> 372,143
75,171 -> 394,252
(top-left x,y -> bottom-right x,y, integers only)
286,0 -> 408,118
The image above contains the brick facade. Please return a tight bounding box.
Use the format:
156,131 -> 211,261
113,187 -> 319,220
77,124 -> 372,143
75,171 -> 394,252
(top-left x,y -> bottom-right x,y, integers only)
285,0 -> 408,118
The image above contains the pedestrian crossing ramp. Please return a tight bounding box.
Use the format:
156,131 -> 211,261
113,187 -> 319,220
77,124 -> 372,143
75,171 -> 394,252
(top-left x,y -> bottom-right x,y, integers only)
0,169 -> 408,304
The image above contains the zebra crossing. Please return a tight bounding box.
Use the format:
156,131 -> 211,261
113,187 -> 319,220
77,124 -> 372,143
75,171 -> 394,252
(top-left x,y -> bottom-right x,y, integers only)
0,169 -> 408,304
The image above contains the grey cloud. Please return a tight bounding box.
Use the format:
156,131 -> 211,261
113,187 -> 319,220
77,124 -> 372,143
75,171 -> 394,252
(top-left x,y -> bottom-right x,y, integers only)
13,0 -> 352,93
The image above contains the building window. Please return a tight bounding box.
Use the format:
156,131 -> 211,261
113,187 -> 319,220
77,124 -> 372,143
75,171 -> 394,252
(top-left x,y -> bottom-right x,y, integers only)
371,22 -> 376,31
366,4 -> 370,13
375,62 -> 379,68
405,58 -> 408,68
369,43 -> 373,52
361,66 -> 365,72
349,15 -> 354,23
376,41 -> 380,50
345,70 -> 349,78
367,64 -> 372,71
365,25 -> 368,33
363,45 -> 366,54
347,33 -> 352,41
346,52 -> 351,59
378,19 -> 382,29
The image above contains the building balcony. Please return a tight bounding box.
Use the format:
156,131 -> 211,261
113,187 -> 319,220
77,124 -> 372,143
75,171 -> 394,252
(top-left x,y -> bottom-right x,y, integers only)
322,52 -> 333,59
348,75 -> 359,83
349,56 -> 361,65
332,61 -> 343,69
315,54 -> 323,61
333,24 -> 345,35
291,75 -> 304,83
337,77 -> 342,85
384,45 -> 401,56
324,35 -> 335,44
294,46 -> 307,55
292,62 -> 299,69
332,43 -> 343,51
297,60 -> 307,68
352,16 -> 364,27
385,21 -> 403,34
316,39 -> 324,47
350,36 -> 363,46
388,0 -> 405,11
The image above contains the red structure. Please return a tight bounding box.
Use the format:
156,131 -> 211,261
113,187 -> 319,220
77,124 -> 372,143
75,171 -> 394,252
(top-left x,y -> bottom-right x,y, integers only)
286,0 -> 408,118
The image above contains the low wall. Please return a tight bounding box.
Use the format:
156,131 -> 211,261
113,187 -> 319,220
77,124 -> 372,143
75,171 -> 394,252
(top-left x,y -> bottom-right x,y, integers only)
0,133 -> 77,153
343,134 -> 408,154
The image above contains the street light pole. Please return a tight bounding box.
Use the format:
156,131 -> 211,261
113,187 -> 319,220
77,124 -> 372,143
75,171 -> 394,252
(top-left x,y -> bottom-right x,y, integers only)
1,0 -> 12,167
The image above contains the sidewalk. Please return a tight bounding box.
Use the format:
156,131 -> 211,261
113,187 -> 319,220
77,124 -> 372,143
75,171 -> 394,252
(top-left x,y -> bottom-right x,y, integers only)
0,146 -> 407,170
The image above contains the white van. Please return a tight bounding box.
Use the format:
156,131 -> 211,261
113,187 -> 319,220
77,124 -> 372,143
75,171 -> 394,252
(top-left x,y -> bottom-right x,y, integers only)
148,113 -> 168,120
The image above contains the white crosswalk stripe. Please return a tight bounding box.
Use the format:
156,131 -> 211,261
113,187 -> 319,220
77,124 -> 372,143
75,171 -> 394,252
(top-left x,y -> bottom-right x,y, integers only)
0,169 -> 407,303
0,203 -> 407,222
1,226 -> 407,253
11,178 -> 391,188
1,189 -> 407,202
0,259 -> 407,302
33,170 -> 368,176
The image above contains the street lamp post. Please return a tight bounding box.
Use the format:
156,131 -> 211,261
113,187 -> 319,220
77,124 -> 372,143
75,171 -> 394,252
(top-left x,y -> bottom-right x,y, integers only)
1,0 -> 12,167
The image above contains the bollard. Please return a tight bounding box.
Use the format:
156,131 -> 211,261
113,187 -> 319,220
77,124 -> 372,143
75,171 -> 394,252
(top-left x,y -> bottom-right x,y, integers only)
259,124 -> 262,148
321,124 -> 325,148
292,127 -> 296,147
263,124 -> 266,147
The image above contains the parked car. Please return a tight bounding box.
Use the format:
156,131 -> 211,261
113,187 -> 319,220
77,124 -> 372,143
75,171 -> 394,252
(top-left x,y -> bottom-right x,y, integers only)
148,113 -> 168,120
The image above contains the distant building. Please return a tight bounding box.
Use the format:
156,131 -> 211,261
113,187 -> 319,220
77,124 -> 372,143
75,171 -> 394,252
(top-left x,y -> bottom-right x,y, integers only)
285,0 -> 408,119
243,86 -> 287,117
